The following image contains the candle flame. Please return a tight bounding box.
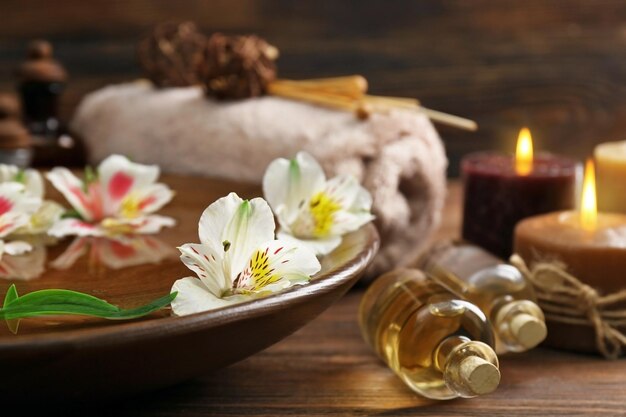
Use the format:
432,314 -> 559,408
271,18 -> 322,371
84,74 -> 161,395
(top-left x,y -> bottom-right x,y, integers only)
580,158 -> 597,231
516,127 -> 534,175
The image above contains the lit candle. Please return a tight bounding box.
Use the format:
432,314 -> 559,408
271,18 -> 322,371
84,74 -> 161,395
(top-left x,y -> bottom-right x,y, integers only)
461,128 -> 579,258
595,140 -> 626,213
514,159 -> 626,353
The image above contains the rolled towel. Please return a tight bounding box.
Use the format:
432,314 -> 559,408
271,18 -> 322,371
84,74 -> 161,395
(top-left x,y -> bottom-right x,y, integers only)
71,81 -> 447,277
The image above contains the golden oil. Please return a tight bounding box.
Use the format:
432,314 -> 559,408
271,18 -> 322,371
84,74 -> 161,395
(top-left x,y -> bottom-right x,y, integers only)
359,268 -> 500,400
418,241 -> 547,353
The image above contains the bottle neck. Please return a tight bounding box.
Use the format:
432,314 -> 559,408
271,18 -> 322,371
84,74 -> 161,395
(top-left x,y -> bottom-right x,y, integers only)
493,299 -> 547,352
434,336 -> 500,398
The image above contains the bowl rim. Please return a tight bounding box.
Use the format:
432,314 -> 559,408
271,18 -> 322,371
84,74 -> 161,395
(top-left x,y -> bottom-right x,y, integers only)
0,224 -> 379,350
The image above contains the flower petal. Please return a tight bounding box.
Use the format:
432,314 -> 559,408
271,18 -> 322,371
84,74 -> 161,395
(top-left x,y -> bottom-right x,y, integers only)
98,154 -> 161,215
48,218 -> 104,238
324,175 -> 372,211
221,197 -> 276,284
178,243 -> 227,297
0,165 -> 44,199
0,245 -> 46,280
171,277 -> 250,316
0,213 -> 31,239
277,229 -> 342,256
127,183 -> 175,215
51,237 -> 90,270
4,240 -> 32,256
100,215 -> 176,235
96,236 -> 176,270
46,168 -> 94,221
329,211 -> 376,236
253,239 -> 320,289
198,192 -> 243,249
23,169 -> 45,199
263,152 -> 326,223
15,200 -> 65,235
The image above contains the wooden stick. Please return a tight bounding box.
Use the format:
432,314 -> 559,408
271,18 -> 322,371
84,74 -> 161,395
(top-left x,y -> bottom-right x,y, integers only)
361,95 -> 420,110
268,81 -> 478,131
267,82 -> 360,111
419,107 -> 478,131
270,75 -> 368,99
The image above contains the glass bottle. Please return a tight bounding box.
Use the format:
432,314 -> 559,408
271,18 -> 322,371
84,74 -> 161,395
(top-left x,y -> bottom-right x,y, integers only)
359,268 -> 500,400
418,241 -> 546,353
16,40 -> 85,167
0,94 -> 33,167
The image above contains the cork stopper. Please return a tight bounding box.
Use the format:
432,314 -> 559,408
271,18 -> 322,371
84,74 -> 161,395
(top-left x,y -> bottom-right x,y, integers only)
16,40 -> 67,83
458,356 -> 501,396
0,94 -> 21,120
510,313 -> 548,349
0,119 -> 31,149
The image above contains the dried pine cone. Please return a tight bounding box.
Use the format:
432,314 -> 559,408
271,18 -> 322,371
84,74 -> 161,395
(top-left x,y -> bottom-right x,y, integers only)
201,33 -> 278,100
137,21 -> 206,88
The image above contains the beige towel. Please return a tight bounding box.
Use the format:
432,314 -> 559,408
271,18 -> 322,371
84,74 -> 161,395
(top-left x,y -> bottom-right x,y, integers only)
71,81 -> 447,277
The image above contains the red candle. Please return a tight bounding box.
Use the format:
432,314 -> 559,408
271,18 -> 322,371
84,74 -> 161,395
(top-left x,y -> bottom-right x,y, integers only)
461,128 -> 579,258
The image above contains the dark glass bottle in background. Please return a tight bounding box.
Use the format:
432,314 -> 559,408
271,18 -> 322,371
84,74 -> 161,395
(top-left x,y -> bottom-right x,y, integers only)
16,40 -> 86,167
0,93 -> 33,167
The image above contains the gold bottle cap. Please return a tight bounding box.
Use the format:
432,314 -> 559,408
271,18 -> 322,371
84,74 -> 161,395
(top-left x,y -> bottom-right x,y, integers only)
458,356 -> 500,396
510,313 -> 547,349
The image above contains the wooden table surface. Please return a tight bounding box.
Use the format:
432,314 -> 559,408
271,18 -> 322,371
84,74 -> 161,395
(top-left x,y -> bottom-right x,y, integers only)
80,181 -> 624,417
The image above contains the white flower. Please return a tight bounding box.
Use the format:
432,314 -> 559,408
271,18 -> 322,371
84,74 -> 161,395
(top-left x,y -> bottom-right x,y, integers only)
171,193 -> 321,316
0,182 -> 42,258
46,154 -> 175,237
262,152 -> 375,256
0,164 -> 64,235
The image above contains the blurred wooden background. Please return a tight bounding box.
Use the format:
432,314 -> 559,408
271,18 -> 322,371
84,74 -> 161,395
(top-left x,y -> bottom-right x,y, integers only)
1,0 -> 625,176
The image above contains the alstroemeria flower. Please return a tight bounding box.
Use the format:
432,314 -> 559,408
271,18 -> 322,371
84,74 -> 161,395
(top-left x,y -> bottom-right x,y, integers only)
262,152 -> 375,256
171,193 -> 321,316
46,154 -> 175,237
0,164 -> 64,235
0,182 -> 42,258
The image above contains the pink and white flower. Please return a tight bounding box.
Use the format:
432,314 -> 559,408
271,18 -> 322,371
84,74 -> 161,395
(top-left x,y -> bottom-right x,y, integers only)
46,155 -> 175,237
171,193 -> 321,315
0,182 -> 42,258
0,164 -> 64,236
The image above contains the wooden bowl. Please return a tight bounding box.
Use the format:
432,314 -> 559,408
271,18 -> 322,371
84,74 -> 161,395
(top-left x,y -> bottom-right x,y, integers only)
0,175 -> 379,403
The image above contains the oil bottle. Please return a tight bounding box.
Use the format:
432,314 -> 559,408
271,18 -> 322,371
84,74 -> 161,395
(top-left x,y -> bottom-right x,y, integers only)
359,268 -> 500,400
417,241 -> 547,353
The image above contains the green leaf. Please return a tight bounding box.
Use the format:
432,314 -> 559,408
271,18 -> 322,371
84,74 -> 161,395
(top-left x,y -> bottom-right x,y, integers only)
0,287 -> 177,321
3,284 -> 18,308
3,285 -> 20,334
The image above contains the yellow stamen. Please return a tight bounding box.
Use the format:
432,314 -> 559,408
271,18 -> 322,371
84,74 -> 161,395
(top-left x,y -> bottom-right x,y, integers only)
309,192 -> 341,237
120,196 -> 141,218
232,248 -> 282,293
101,218 -> 136,235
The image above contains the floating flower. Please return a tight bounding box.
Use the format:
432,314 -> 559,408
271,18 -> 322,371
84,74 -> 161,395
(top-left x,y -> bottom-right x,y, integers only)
51,235 -> 176,271
262,152 -> 375,256
0,164 -> 64,236
171,192 -> 321,315
0,182 -> 42,258
46,154 -> 175,237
